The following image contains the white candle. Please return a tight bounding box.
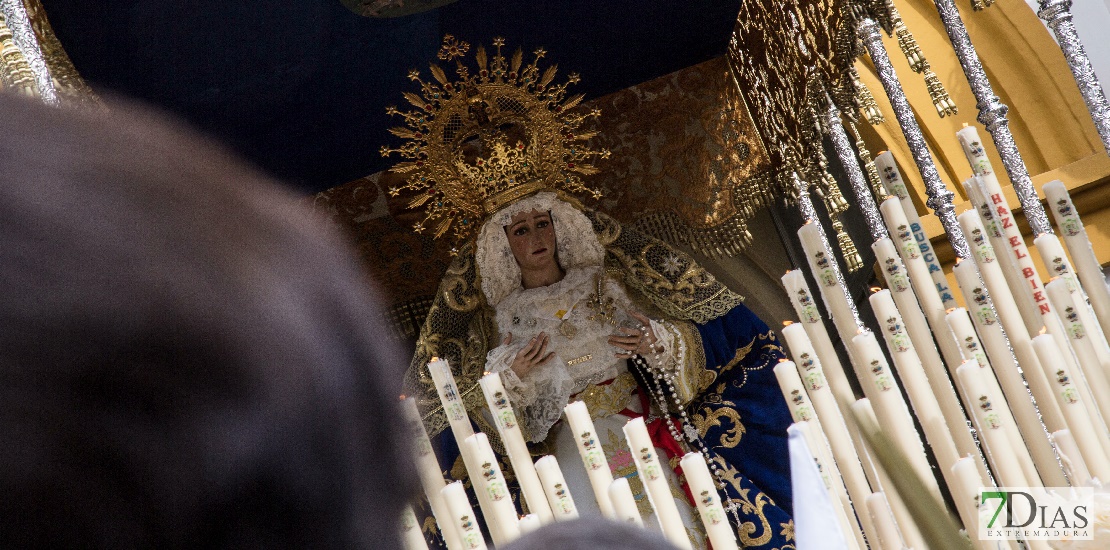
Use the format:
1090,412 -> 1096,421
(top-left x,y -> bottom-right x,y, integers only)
401,504 -> 431,550
782,271 -> 857,416
608,477 -> 644,527
864,493 -> 904,550
774,360 -> 817,423
960,176 -> 1043,337
879,197 -> 966,372
774,362 -> 867,550
874,152 -> 959,311
1033,334 -> 1110,482
951,260 -> 1068,487
798,222 -> 860,345
849,332 -> 939,498
480,373 -> 554,524
949,457 -> 994,550
562,400 -> 615,518
872,239 -> 984,479
957,126 -> 1047,333
427,359 -> 497,538
517,514 -> 541,535
534,455 -> 578,521
442,481 -> 487,550
463,433 -> 521,544
1051,429 -> 1093,487
400,398 -> 463,550
851,400 -> 931,550
680,452 -> 740,550
945,309 -> 1053,484
1035,233 -> 1110,352
958,212 -> 1068,435
781,323 -> 882,550
956,361 -> 1034,488
428,359 -> 475,442
869,290 -> 961,478
1044,179 -> 1110,344
1046,278 -> 1110,426
624,417 -> 692,549
949,321 -> 1044,485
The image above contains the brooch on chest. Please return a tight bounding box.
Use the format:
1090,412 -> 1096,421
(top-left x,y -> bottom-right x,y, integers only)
585,275 -> 617,325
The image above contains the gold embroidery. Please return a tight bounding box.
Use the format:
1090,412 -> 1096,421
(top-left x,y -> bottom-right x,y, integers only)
576,372 -> 637,419
710,455 -> 774,547
669,319 -> 712,402
692,404 -> 745,448
566,354 -> 593,366
722,338 -> 757,372
780,520 -> 795,542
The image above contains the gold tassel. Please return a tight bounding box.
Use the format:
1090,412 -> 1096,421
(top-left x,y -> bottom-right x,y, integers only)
821,168 -> 850,214
0,14 -> 37,96
851,67 -> 885,125
971,0 -> 994,11
832,217 -> 864,272
894,19 -> 925,73
924,68 -> 958,117
849,122 -> 888,201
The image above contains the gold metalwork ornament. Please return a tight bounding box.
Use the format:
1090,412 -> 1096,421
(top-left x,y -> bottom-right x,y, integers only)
971,0 -> 995,11
832,217 -> 864,272
886,1 -> 958,118
894,19 -> 925,73
0,13 -> 36,96
382,35 -> 609,245
924,67 -> 959,118
851,66 -> 885,125
849,121 -> 888,201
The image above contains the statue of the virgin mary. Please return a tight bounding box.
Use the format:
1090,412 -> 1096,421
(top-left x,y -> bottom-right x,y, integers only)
386,35 -> 795,549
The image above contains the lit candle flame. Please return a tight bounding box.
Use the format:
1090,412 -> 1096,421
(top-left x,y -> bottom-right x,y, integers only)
783,320 -> 793,326
870,286 -> 882,293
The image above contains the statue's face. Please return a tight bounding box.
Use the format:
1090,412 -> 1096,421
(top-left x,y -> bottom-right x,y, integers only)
505,209 -> 557,274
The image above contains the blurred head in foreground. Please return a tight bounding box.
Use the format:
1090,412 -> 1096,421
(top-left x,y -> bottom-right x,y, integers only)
0,92 -> 414,548
502,519 -> 683,550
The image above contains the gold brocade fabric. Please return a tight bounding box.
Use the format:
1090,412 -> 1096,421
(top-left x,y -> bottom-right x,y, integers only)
725,0 -> 864,197
401,208 -> 744,438
589,57 -> 771,255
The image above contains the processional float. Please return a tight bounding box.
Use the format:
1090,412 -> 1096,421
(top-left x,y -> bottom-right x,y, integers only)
384,0 -> 1110,547
724,0 -> 1110,548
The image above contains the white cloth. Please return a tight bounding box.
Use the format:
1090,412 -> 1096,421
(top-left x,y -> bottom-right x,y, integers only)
788,423 -> 850,550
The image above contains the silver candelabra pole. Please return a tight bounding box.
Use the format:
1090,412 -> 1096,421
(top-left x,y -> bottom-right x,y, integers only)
930,0 -> 1053,236
824,101 -> 889,242
857,17 -> 972,260
0,0 -> 56,104
1037,0 -> 1110,155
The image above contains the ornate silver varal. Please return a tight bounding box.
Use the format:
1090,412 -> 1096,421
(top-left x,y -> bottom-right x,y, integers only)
825,101 -> 888,242
930,0 -> 1052,236
792,170 -> 863,328
858,17 -> 971,260
0,0 -> 55,104
1038,0 -> 1110,155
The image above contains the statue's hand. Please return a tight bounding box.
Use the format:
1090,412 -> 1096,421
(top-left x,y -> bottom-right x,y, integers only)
609,310 -> 663,359
506,332 -> 555,378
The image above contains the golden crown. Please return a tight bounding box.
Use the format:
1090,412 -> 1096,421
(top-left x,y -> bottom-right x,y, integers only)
381,35 -> 609,243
